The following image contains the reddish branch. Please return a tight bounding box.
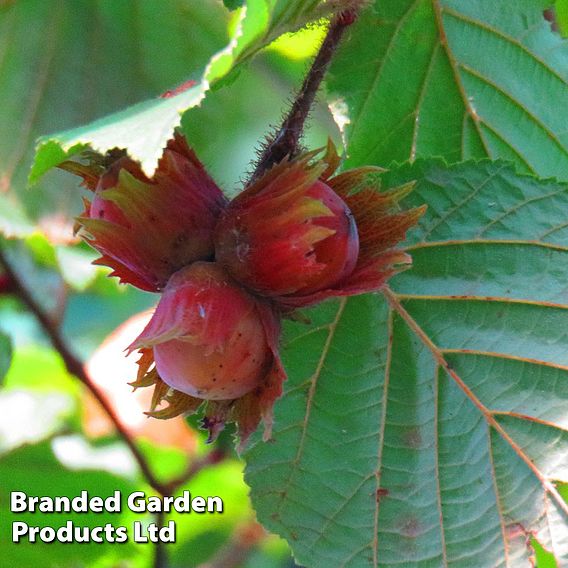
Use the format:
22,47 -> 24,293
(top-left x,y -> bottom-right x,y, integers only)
0,246 -> 167,491
251,8 -> 358,181
0,246 -> 223,498
0,245 -> 228,568
0,272 -> 16,294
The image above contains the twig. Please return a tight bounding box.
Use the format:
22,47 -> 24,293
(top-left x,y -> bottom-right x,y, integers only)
0,245 -> 229,500
250,8 -> 359,182
154,510 -> 168,568
0,245 -> 168,495
163,448 -> 226,495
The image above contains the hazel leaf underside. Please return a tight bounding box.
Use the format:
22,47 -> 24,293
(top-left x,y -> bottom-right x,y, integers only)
328,0 -> 568,180
244,160 -> 568,568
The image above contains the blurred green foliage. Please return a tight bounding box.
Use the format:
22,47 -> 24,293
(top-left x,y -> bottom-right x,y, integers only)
556,0 -> 568,35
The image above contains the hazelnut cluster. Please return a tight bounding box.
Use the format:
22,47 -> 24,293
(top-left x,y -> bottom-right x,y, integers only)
65,133 -> 424,446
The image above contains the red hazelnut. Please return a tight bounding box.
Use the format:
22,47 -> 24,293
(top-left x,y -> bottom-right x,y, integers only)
75,133 -> 227,292
215,157 -> 359,298
131,262 -> 272,400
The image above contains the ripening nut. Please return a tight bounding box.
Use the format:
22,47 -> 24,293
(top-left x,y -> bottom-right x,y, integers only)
132,262 -> 273,400
129,262 -> 285,444
65,132 -> 227,292
215,158 -> 359,298
215,145 -> 427,309
58,134 -> 425,446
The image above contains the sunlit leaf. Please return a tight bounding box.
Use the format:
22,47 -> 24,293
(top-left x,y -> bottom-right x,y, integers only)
30,82 -> 208,182
206,0 -> 339,83
557,0 -> 568,36
245,160 -> 568,567
268,26 -> 326,60
3,345 -> 77,394
0,346 -> 78,453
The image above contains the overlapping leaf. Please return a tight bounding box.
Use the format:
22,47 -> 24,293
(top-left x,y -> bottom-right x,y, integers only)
329,0 -> 568,180
245,160 -> 568,567
30,0 -> 339,184
207,0 -> 355,82
0,0 -> 227,227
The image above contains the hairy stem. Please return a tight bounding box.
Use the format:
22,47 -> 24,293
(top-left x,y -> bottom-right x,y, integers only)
251,9 -> 358,181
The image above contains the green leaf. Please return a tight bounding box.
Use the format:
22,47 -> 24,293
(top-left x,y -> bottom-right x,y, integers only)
329,0 -> 568,179
223,0 -> 244,9
245,160 -> 568,567
0,346 -> 78,453
1,239 -> 65,318
534,536 -> 559,568
55,244 -> 99,291
30,84 -> 208,183
4,345 -> 77,394
0,0 -> 228,228
0,193 -> 34,238
169,459 -> 255,567
206,0 -> 336,84
30,0 -> 337,184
